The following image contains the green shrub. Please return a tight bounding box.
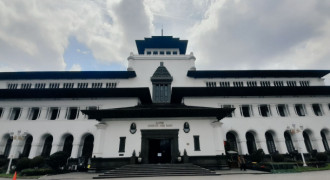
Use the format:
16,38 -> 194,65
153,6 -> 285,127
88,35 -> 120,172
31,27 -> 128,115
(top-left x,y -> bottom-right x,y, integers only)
20,168 -> 54,176
250,149 -> 265,163
316,152 -> 328,161
47,151 -> 69,170
16,157 -> 31,171
272,154 -> 284,162
30,156 -> 45,168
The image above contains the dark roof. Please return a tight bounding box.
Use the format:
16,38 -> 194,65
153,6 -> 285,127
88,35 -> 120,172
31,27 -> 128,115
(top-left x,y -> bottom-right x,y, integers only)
171,86 -> 330,103
81,103 -> 234,120
136,36 -> 188,55
0,88 -> 152,104
0,71 -> 136,80
151,62 -> 173,83
187,70 -> 330,78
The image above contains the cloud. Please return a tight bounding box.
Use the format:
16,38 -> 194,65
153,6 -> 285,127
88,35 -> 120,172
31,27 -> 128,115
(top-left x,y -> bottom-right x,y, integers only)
69,64 -> 82,71
0,0 -> 154,71
188,0 -> 330,70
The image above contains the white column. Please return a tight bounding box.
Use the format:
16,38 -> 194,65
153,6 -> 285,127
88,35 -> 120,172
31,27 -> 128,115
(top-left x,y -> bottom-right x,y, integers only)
276,138 -> 287,154
287,104 -> 296,117
251,105 -> 259,117
313,137 -> 325,152
211,121 -> 225,155
238,139 -> 249,155
293,133 -> 308,153
2,107 -> 11,120
92,122 -> 107,158
58,107 -> 67,120
50,138 -> 61,155
29,142 -> 42,158
70,142 -> 81,158
305,104 -> 314,116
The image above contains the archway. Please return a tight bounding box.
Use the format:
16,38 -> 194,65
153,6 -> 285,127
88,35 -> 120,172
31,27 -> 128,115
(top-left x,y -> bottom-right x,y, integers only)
246,132 -> 257,154
41,135 -> 53,157
321,130 -> 330,151
81,134 -> 94,158
265,131 -> 277,154
226,132 -> 238,153
3,134 -> 13,158
63,135 -> 74,156
21,135 -> 33,158
303,131 -> 313,153
284,131 -> 295,153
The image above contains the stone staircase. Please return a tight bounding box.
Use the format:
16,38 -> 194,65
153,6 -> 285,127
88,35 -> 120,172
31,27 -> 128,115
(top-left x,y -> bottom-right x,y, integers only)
93,163 -> 218,179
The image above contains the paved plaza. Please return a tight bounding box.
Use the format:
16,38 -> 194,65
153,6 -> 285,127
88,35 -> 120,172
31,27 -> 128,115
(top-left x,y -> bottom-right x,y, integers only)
1,169 -> 329,180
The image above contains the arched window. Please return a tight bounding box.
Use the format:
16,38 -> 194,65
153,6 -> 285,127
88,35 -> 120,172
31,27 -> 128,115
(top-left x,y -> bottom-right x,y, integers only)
246,132 -> 257,154
63,135 -> 74,156
183,122 -> 190,133
303,131 -> 313,153
265,132 -> 276,154
41,135 -> 53,157
4,137 -> 13,157
81,134 -> 94,158
130,123 -> 137,134
21,136 -> 33,158
284,131 -> 295,153
226,132 -> 238,152
321,131 -> 330,151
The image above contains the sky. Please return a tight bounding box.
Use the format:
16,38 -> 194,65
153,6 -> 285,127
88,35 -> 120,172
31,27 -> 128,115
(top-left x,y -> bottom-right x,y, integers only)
1,0 -> 330,83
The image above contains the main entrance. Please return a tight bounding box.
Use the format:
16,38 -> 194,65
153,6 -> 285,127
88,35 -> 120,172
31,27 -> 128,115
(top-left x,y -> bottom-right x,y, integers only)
141,129 -> 179,164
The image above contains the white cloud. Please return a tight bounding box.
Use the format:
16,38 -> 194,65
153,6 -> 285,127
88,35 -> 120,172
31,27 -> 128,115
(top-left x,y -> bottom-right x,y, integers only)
69,64 -> 82,71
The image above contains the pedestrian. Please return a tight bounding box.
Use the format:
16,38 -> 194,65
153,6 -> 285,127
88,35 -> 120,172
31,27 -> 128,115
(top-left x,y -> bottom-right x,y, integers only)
238,155 -> 246,171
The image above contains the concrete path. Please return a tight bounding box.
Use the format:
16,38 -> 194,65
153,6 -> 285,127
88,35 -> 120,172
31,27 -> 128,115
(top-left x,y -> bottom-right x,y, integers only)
1,170 -> 329,180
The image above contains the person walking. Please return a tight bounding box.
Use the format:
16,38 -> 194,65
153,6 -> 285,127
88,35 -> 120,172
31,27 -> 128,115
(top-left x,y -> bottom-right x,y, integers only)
238,155 -> 246,171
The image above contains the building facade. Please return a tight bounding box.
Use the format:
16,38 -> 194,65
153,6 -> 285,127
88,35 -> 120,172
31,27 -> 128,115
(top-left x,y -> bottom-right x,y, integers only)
0,36 -> 330,170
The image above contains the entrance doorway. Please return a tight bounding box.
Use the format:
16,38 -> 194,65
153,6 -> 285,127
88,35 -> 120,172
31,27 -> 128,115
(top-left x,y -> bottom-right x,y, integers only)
149,139 -> 172,163
141,130 -> 179,164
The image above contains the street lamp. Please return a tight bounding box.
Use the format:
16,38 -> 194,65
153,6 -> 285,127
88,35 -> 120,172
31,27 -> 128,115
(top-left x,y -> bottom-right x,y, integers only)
286,124 -> 307,167
6,130 -> 27,174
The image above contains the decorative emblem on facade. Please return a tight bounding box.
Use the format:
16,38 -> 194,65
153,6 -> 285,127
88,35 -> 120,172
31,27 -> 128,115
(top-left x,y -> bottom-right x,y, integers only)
130,123 -> 137,134
183,122 -> 190,133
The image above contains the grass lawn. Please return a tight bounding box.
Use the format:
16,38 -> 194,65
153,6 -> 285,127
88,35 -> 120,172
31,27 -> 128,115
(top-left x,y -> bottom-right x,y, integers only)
272,163 -> 330,173
0,173 -> 40,179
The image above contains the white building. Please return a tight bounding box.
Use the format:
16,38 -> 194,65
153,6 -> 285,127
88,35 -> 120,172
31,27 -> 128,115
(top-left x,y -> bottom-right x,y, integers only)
0,36 -> 330,170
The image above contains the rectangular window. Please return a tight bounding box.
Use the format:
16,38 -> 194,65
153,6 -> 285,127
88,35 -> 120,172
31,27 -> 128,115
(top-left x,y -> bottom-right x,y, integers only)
8,83 -> 18,89
77,83 -> 88,88
193,136 -> 200,151
206,82 -> 216,87
119,137 -> 126,152
9,108 -> 21,120
66,107 -> 79,120
240,105 -> 252,117
21,83 -> 32,89
159,51 -> 164,55
49,83 -> 60,89
63,83 -> 74,88
247,81 -> 257,87
153,51 -> 158,55
233,81 -> 243,87
295,104 -> 306,116
0,108 -> 3,118
277,104 -> 289,117
259,105 -> 271,117
274,81 -> 284,87
219,81 -> 230,87
106,82 -> 117,88
260,81 -> 271,87
173,51 -> 178,55
92,83 -> 103,88
312,104 -> 323,116
28,107 -> 40,120
166,51 -> 171,55
222,105 -> 234,117
287,81 -> 297,87
299,81 -> 310,87
48,107 -> 60,120
146,51 -> 151,55
35,83 -> 46,89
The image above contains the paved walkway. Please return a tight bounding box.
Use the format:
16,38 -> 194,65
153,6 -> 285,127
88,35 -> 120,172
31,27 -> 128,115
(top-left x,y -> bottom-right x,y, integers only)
1,169 -> 329,180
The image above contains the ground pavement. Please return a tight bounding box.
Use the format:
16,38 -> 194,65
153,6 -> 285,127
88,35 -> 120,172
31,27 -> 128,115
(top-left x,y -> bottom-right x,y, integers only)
1,169 -> 329,180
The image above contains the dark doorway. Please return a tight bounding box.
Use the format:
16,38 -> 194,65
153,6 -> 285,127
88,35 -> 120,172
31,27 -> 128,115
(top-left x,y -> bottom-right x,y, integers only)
149,139 -> 172,163
141,130 -> 179,164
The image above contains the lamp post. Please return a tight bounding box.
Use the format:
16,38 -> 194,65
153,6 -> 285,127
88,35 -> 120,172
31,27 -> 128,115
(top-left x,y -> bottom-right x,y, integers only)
286,124 -> 307,167
6,130 -> 27,174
